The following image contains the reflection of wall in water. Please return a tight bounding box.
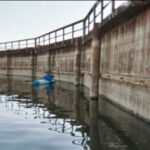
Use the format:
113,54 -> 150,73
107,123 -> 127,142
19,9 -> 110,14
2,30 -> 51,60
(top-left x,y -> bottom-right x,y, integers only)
98,96 -> 150,150
0,75 -> 32,97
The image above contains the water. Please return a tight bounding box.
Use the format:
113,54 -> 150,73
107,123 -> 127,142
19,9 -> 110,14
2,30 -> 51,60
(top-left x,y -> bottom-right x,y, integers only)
0,75 -> 150,150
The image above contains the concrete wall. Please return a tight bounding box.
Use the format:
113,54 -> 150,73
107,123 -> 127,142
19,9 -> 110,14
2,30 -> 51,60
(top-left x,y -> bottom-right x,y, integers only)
50,44 -> 76,83
0,51 -> 8,74
11,55 -> 32,76
36,52 -> 49,77
80,40 -> 92,87
0,1 -> 150,121
99,5 -> 150,121
0,49 -> 33,76
0,57 -> 8,74
34,41 -> 78,83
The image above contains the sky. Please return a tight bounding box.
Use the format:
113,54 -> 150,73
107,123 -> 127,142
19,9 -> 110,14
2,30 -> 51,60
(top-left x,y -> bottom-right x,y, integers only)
0,1 -> 96,43
0,1 -> 126,43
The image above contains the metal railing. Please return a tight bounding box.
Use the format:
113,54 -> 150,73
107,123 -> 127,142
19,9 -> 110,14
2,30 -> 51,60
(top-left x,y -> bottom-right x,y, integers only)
0,0 -> 129,51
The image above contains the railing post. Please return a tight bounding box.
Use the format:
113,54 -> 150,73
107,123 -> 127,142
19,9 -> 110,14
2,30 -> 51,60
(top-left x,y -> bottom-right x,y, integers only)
112,0 -> 115,13
18,41 -> 20,50
34,38 -> 37,54
11,42 -> 13,50
49,33 -> 50,45
82,19 -> 86,42
55,31 -> 57,45
35,38 -> 37,48
5,43 -> 7,50
25,40 -> 28,52
43,36 -> 45,46
93,5 -> 96,26
26,40 -> 28,48
63,28 -> 65,43
101,0 -> 103,22
72,24 -> 74,44
88,17 -> 90,35
39,38 -> 40,47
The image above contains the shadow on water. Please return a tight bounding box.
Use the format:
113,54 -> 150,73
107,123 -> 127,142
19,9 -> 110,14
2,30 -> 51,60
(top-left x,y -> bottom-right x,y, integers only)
0,75 -> 149,150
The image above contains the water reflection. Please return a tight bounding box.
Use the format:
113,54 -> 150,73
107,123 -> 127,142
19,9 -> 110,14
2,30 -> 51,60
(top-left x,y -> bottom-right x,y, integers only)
34,84 -> 54,93
0,75 -> 149,150
89,100 -> 100,150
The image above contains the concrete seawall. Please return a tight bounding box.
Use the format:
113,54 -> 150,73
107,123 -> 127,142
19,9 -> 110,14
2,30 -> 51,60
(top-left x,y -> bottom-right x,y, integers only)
0,1 -> 150,122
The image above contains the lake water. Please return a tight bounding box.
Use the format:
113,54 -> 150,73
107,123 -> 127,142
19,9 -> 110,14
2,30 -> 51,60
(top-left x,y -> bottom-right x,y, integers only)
0,75 -> 149,150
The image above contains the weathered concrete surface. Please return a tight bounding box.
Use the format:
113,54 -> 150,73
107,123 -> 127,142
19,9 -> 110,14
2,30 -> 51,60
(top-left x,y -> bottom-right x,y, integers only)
10,56 -> 32,76
90,24 -> 100,98
100,8 -> 150,78
80,39 -> 92,88
99,79 -> 150,120
36,54 -> 49,77
99,3 -> 150,121
74,38 -> 81,86
0,49 -> 33,76
49,41 -> 77,83
0,55 -> 8,75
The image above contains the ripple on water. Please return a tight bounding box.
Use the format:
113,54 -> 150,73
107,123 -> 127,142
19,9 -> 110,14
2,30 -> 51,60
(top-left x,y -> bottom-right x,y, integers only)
0,95 -> 87,150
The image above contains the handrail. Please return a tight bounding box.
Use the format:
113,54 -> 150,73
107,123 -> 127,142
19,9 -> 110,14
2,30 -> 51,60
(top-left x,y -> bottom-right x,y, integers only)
0,0 -> 130,51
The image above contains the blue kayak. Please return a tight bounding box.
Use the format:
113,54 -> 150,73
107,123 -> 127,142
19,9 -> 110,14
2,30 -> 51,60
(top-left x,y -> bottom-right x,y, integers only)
33,79 -> 54,85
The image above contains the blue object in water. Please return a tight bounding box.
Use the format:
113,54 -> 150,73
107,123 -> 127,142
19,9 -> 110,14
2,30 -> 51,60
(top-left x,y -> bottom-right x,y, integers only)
33,79 -> 54,85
